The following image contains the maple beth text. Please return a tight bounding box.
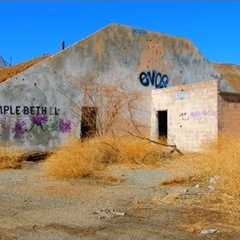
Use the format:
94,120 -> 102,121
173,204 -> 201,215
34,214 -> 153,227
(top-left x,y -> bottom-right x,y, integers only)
0,105 -> 60,116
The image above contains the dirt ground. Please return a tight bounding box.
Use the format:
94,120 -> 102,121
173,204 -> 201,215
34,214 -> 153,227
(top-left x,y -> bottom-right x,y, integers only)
0,161 -> 239,240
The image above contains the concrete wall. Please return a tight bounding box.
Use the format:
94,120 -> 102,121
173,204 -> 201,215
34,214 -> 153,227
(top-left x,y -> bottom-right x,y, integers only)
151,80 -> 219,151
0,24 -> 231,150
219,93 -> 240,136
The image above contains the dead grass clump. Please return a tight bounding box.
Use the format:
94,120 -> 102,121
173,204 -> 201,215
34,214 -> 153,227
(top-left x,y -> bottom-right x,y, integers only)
43,136 -> 170,179
0,146 -> 24,169
44,138 -> 100,178
209,136 -> 240,196
111,136 -> 166,166
161,175 -> 197,186
168,135 -> 240,222
180,135 -> 240,196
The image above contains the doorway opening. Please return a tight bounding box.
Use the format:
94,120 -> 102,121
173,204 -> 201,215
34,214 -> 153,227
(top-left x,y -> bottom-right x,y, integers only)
157,110 -> 167,141
81,106 -> 97,138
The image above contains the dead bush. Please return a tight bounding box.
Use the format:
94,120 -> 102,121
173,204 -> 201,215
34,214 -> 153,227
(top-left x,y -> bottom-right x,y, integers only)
0,146 -> 24,169
43,136 -> 171,179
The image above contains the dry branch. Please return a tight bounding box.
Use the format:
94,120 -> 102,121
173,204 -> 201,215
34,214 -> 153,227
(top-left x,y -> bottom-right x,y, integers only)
126,131 -> 184,155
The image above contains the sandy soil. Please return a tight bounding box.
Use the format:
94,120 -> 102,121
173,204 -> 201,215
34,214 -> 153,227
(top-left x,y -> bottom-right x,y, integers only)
0,161 -> 239,240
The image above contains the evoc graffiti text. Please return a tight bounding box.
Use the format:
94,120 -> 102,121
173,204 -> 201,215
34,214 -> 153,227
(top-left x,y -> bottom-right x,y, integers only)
139,70 -> 169,89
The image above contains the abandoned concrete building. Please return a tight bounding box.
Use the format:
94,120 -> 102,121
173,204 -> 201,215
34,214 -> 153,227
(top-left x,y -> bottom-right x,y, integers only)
0,24 -> 240,151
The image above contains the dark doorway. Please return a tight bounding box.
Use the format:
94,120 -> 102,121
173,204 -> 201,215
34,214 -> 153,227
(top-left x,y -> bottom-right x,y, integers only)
157,110 -> 167,139
81,107 -> 97,138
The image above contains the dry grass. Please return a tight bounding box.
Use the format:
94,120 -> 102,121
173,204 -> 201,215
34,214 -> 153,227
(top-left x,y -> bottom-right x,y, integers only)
43,138 -> 98,178
0,146 -> 24,169
161,175 -> 197,186
200,136 -> 240,221
165,135 -> 240,222
176,135 -> 240,196
43,136 -> 171,179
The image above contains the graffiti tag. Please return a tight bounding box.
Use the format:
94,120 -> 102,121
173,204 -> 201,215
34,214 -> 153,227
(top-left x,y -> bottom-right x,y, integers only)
139,70 -> 169,89
190,110 -> 217,118
179,112 -> 189,121
176,91 -> 189,100
178,110 -> 217,123
11,115 -> 72,139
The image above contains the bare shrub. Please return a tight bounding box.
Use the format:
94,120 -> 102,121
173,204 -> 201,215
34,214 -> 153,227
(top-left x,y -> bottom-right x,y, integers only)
63,74 -> 148,137
0,146 -> 24,169
81,82 -> 146,136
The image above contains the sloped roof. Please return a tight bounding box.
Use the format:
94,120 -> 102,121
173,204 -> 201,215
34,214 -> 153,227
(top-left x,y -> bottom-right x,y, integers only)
214,64 -> 240,92
0,55 -> 49,83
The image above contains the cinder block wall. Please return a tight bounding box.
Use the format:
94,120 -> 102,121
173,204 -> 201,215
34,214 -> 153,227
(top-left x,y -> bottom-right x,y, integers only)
151,80 -> 218,151
218,93 -> 240,136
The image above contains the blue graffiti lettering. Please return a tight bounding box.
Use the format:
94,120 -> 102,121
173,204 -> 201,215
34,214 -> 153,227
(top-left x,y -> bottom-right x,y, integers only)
139,70 -> 169,88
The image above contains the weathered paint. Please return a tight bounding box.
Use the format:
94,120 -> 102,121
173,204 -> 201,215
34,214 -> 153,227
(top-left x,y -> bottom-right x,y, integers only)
0,24 -> 237,150
151,80 -> 219,151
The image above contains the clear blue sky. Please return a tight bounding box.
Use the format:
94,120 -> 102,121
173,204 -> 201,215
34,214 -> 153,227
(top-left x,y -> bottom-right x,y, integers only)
1,0 -> 240,65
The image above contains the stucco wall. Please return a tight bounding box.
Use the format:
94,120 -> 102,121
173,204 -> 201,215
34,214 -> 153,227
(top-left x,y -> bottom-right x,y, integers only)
218,93 -> 240,136
151,80 -> 219,151
0,24 -> 229,150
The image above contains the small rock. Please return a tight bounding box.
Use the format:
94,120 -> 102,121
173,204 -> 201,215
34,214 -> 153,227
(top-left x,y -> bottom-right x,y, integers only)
158,192 -> 181,204
195,184 -> 200,188
200,228 -> 218,235
208,185 -> 215,192
185,187 -> 201,195
209,176 -> 220,185
182,188 -> 189,194
93,208 -> 125,219
114,211 -> 125,216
